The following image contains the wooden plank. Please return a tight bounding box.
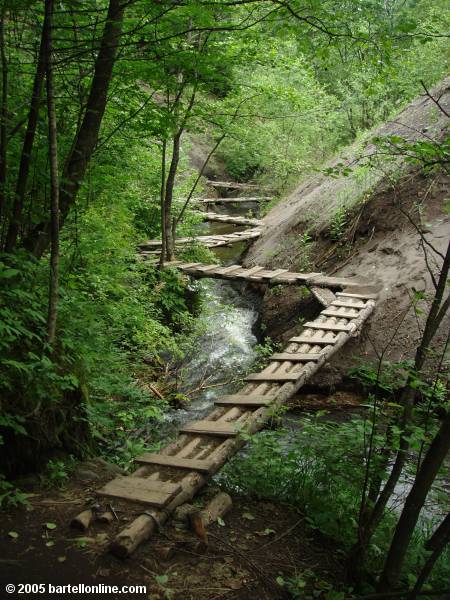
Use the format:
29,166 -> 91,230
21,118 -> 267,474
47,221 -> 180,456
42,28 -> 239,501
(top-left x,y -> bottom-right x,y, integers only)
97,476 -> 181,507
271,352 -> 322,362
245,372 -> 301,382
336,291 -> 378,300
322,308 -> 360,318
269,274 -> 299,283
310,286 -> 336,307
235,266 -> 266,278
264,269 -> 289,279
304,321 -> 351,332
181,420 -> 240,437
178,262 -> 208,270
215,264 -> 242,275
289,335 -> 337,345
331,300 -> 367,309
196,264 -> 221,272
135,453 -> 214,473
206,180 -> 261,189
214,395 -> 275,407
308,275 -> 365,288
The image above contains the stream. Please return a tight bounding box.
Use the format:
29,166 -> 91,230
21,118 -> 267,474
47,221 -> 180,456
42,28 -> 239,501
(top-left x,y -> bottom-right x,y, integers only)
167,211 -> 263,428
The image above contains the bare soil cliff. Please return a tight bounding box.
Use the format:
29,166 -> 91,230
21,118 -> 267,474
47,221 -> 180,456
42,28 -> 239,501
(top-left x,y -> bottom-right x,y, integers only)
245,81 -> 450,388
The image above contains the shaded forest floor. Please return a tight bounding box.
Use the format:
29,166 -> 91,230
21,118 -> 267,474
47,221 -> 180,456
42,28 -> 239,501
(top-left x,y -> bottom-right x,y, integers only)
1,441 -> 348,600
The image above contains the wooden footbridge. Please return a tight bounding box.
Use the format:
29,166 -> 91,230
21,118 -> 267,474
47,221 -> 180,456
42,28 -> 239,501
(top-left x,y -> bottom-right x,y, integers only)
71,264 -> 379,557
196,212 -> 262,227
162,261 -> 377,293
139,227 -> 262,255
195,196 -> 273,205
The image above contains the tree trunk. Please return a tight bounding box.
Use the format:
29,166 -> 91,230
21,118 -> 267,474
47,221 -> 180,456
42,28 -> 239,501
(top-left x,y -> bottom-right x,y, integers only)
0,6 -> 8,219
4,10 -> 46,251
25,0 -> 124,257
377,411 -> 450,592
347,242 -> 450,584
158,140 -> 167,268
163,132 -> 181,261
408,513 -> 450,599
44,0 -> 59,346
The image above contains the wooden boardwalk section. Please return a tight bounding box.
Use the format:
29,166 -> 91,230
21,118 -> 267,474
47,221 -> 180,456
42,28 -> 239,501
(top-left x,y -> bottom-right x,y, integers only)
206,180 -> 264,190
162,261 -> 380,293
139,228 -> 262,254
196,212 -> 262,227
196,196 -> 272,204
80,289 -> 378,558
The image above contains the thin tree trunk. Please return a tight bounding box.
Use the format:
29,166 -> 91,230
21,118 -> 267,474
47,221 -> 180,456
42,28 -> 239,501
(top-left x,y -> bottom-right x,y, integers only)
408,513 -> 450,600
0,5 -> 8,219
24,0 -> 124,257
4,10 -> 46,251
347,242 -> 450,583
163,132 -> 181,261
44,0 -> 59,346
377,412 -> 450,592
158,139 -> 167,268
175,132 -> 226,229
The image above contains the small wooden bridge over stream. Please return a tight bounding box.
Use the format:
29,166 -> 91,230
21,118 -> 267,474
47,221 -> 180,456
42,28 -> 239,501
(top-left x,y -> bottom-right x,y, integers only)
71,268 -> 379,558
70,183 -> 380,558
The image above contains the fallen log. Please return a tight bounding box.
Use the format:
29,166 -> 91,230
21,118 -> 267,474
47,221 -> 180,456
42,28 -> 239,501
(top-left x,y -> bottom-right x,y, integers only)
189,492 -> 232,544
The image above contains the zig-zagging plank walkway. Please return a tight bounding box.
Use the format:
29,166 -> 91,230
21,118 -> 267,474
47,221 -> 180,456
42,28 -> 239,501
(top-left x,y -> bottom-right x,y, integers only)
87,286 -> 377,558
139,227 -> 261,254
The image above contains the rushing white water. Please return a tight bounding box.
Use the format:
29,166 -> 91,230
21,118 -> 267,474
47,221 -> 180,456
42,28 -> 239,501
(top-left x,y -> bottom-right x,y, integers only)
167,278 -> 260,427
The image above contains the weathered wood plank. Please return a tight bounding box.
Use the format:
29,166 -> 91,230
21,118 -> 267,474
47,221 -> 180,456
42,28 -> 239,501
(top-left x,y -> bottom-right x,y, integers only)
310,286 -> 336,307
264,268 -> 289,279
270,352 -> 322,362
321,308 -> 360,318
181,420 -> 240,437
304,322 -> 351,332
134,454 -> 214,473
245,372 -> 301,382
206,180 -> 261,189
289,335 -> 337,345
214,395 -> 275,407
97,476 -> 181,507
214,264 -> 242,275
336,291 -> 379,300
331,300 -> 367,309
235,266 -> 266,278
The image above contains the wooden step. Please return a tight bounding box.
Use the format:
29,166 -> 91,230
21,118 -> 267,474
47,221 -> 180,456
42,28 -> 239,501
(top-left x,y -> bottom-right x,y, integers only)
331,300 -> 367,309
245,372 -> 301,382
214,394 -> 275,407
321,308 -> 360,318
263,269 -> 289,279
135,453 -> 214,473
336,291 -> 378,300
289,335 -> 336,345
235,266 -> 266,278
304,321 -> 351,332
196,264 -> 221,272
215,264 -> 242,275
310,286 -> 336,307
97,476 -> 181,507
181,420 -> 240,437
271,352 -> 322,362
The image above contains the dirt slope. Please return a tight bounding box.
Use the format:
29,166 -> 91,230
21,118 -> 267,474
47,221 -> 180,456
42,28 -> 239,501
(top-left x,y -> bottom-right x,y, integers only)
245,81 -> 449,387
